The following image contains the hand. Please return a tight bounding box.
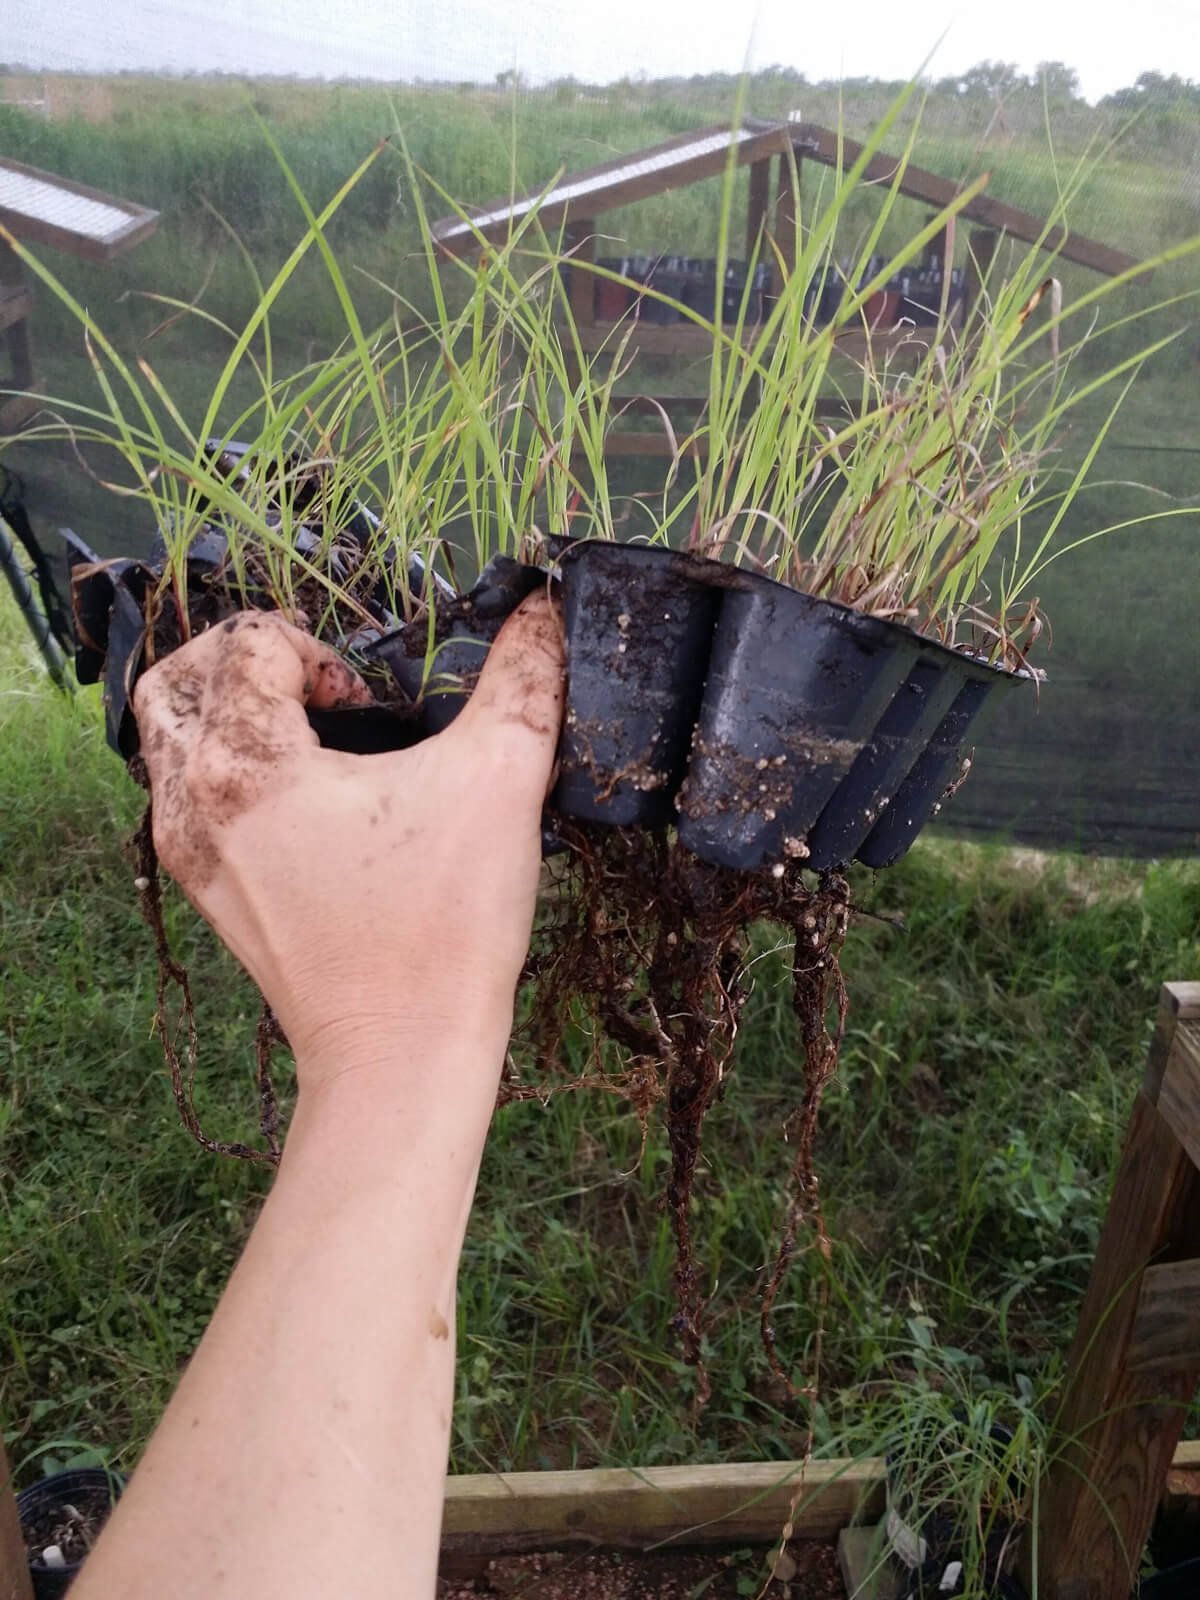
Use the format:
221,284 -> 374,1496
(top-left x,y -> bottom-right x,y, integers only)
133,596 -> 564,1090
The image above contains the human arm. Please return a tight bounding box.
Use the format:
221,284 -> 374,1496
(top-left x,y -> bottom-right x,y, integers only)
72,597 -> 564,1600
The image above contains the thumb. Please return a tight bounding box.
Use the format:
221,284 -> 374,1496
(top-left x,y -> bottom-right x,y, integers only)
448,589 -> 565,795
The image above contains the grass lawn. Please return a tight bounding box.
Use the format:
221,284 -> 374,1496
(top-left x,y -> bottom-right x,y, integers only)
2,588 -> 1197,1485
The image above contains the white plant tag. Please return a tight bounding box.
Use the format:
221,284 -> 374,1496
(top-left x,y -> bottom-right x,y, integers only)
885,1505 -> 927,1569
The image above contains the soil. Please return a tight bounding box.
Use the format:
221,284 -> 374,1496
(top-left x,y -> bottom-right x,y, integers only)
438,1540 -> 846,1600
22,1486 -> 111,1567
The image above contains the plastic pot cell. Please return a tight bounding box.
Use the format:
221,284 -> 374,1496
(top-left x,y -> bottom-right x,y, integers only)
677,570 -> 921,871
855,656 -> 1023,870
594,257 -> 635,321
885,1420 -> 1019,1599
366,555 -> 546,740
802,645 -> 968,873
552,540 -> 722,828
18,1468 -> 123,1599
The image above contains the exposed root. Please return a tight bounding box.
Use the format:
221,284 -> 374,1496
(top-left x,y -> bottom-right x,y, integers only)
760,892 -> 849,1399
253,1002 -> 287,1162
130,791 -> 280,1168
521,822 -> 851,1401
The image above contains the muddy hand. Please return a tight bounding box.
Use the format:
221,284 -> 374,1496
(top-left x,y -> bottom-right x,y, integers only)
133,598 -> 565,1086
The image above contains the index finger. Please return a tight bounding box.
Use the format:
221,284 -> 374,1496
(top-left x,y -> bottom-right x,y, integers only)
134,614 -> 372,871
135,612 -> 371,744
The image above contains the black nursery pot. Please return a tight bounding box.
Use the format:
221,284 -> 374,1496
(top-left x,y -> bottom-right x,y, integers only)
1140,1559 -> 1200,1598
677,571 -> 921,871
18,1468 -> 123,1599
365,554 -> 548,740
886,1422 -> 1019,1597
553,541 -> 722,827
854,655 -> 1023,870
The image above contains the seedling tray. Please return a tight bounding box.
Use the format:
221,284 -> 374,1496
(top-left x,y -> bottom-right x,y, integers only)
68,531 -> 1026,873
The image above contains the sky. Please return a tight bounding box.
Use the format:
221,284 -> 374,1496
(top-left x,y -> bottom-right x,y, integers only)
9,0 -> 1200,103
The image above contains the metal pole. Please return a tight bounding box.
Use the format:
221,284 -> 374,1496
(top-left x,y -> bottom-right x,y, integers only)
0,513 -> 70,691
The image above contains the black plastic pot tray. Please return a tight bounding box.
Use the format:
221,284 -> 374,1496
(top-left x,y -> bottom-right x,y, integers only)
67,529 -> 1024,876
550,541 -> 1026,873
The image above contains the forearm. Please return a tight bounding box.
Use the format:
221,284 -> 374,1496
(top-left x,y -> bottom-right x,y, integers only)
75,1020 -> 508,1600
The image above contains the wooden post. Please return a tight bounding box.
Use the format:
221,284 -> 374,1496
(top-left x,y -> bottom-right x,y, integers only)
566,217 -> 596,331
770,150 -> 798,301
0,1437 -> 33,1600
1021,983 -> 1200,1600
963,227 -> 998,323
0,241 -> 36,432
746,157 -> 770,262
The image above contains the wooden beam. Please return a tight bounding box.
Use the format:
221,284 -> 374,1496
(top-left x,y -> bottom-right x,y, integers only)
614,394 -> 707,415
600,431 -> 705,460
771,150 -> 798,298
788,124 -> 1138,278
0,287 -> 33,337
1129,1257 -> 1200,1373
1020,985 -> 1200,1600
747,157 -> 770,262
434,122 -> 794,252
442,1457 -> 885,1559
0,240 -> 22,293
571,321 -> 740,356
566,219 -> 596,329
441,1442 -> 1200,1578
831,328 -> 935,367
0,1438 -> 34,1600
1151,1021 -> 1200,1173
1145,983 -> 1200,1103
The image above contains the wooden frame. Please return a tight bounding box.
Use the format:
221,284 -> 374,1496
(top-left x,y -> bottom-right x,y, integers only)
787,123 -> 1137,279
442,1456 -> 884,1564
0,163 -> 157,433
1,1438 -> 33,1600
0,157 -> 159,265
433,117 -> 1136,459
1019,982 -> 1200,1600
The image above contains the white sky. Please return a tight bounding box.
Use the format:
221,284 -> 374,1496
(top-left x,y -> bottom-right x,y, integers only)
10,0 -> 1200,103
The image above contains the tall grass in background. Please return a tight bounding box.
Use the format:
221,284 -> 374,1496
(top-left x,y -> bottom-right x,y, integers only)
2,70 -> 1195,354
